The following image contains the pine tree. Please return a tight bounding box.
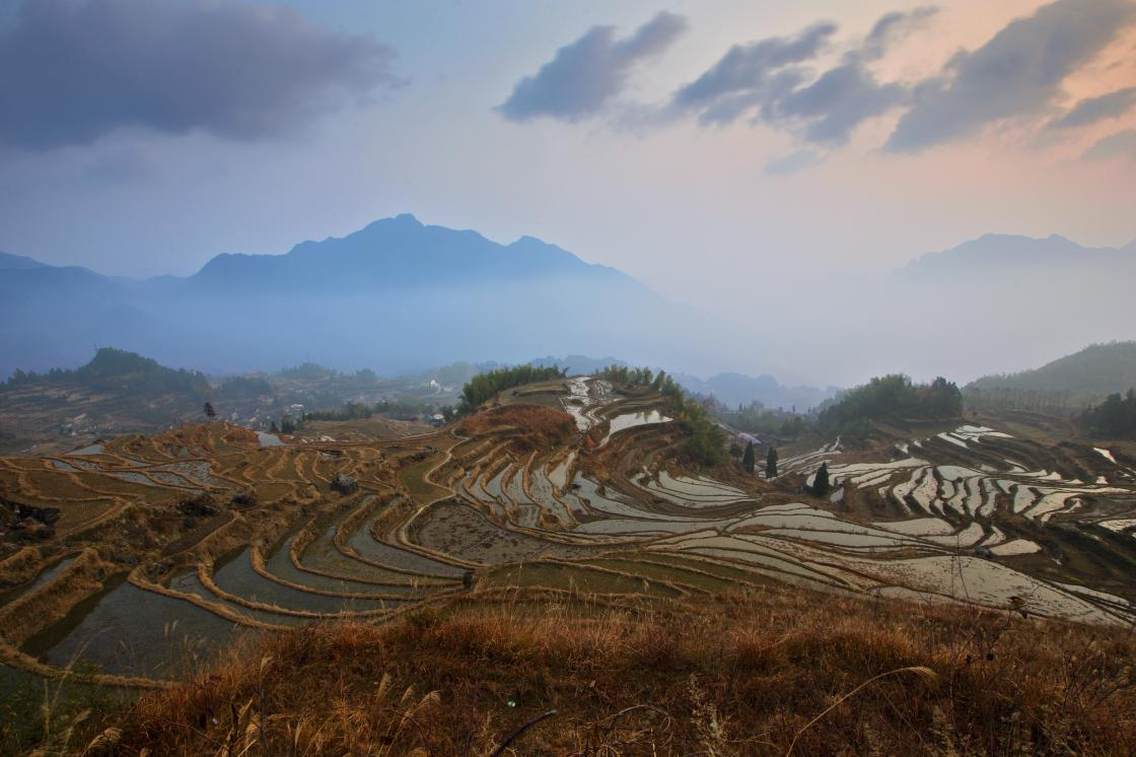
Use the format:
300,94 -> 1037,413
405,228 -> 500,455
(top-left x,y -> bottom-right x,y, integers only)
766,447 -> 778,478
742,441 -> 755,473
811,462 -> 830,496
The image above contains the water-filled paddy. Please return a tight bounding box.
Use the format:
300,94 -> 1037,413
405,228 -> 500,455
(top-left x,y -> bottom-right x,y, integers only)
22,578 -> 243,679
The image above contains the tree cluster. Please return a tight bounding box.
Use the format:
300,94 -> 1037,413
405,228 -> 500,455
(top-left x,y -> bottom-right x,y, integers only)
458,365 -> 566,414
304,399 -> 454,423
818,374 -> 961,436
1081,389 -> 1136,438
713,399 -> 809,440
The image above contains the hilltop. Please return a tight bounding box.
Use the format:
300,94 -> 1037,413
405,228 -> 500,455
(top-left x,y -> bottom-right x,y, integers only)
0,348 -> 211,453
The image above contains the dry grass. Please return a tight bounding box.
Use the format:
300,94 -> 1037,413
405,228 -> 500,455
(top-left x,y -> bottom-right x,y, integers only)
0,545 -> 42,585
460,406 -> 575,453
98,585 -> 1136,755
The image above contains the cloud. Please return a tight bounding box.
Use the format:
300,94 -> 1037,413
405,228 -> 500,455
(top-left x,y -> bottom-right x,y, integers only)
886,0 -> 1136,152
497,12 -> 687,122
862,6 -> 939,61
1049,87 -> 1136,129
1083,128 -> 1136,160
673,12 -> 920,145
672,22 -> 836,112
0,0 -> 401,150
769,59 -> 908,144
763,148 -> 824,175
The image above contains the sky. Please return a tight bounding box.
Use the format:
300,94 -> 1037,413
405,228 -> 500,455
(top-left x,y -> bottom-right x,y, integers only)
1,0 -> 1134,328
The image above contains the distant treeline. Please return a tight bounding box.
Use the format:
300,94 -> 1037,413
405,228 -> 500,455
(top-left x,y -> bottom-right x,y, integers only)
963,386 -> 1079,415
305,399 -> 452,422
217,375 -> 273,400
2,348 -> 209,397
597,365 -> 664,388
458,365 -> 566,414
1081,390 -> 1136,438
818,375 -> 961,439
710,399 -> 808,441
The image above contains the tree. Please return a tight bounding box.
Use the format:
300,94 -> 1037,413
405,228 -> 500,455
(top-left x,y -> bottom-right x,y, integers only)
766,447 -> 779,478
811,462 -> 830,497
458,365 -> 565,414
203,401 -> 216,420
742,441 -> 755,473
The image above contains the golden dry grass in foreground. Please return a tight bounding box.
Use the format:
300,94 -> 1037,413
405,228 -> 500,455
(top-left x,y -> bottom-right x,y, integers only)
99,586 -> 1136,755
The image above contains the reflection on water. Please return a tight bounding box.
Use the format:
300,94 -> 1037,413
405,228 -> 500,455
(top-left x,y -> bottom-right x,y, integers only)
600,410 -> 672,446
22,578 -> 242,679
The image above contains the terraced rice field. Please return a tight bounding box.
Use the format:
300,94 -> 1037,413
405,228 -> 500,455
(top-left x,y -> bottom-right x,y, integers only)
3,378 -> 1136,698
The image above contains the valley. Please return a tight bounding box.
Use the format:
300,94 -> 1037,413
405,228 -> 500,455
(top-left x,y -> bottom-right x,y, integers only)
3,371 -> 1136,751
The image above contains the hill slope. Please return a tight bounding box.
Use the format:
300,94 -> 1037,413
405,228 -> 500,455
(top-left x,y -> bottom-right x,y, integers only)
95,590 -> 1136,755
967,341 -> 1136,403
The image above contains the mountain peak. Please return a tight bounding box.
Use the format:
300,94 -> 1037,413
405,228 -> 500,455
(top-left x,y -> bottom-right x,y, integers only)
189,214 -> 639,293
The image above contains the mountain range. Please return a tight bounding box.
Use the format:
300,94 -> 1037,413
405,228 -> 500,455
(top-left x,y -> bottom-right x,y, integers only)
2,222 -> 1135,387
0,215 -> 671,379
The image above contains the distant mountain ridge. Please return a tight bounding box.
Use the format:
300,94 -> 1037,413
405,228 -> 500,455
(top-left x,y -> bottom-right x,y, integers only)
0,251 -> 47,270
966,341 -> 1136,403
189,214 -> 635,293
902,233 -> 1135,278
0,215 -> 666,378
674,371 -> 836,411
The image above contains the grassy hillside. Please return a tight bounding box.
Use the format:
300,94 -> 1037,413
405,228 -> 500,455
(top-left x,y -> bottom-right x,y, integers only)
84,588 -> 1136,755
967,341 -> 1136,407
0,348 -> 212,452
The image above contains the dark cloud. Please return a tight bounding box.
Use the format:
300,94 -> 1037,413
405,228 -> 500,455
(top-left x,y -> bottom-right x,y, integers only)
1049,87 -> 1136,129
673,13 -> 917,145
769,59 -> 907,144
861,6 -> 939,61
0,0 -> 401,150
1083,128 -> 1136,160
886,0 -> 1136,152
497,12 -> 687,122
672,22 -> 836,110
